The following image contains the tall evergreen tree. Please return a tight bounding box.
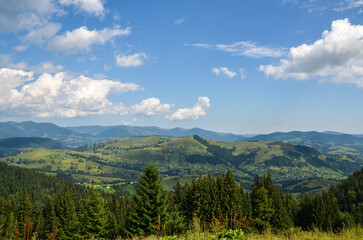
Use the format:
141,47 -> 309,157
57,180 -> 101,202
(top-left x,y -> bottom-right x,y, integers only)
41,196 -> 57,239
79,188 -> 106,239
57,185 -> 79,240
17,188 -> 32,235
127,164 -> 166,236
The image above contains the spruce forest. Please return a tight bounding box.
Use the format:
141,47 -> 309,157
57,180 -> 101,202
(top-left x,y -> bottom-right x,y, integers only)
0,161 -> 362,239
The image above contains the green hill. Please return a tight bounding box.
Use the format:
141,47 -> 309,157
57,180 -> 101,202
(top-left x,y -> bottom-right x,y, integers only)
0,137 -> 66,157
3,135 -> 362,194
248,131 -> 363,155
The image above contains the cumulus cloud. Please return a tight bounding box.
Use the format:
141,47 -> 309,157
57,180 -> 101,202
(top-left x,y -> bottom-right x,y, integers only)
30,62 -> 65,73
128,98 -> 171,116
187,42 -> 285,58
212,67 -> 237,78
115,53 -> 147,67
48,26 -> 130,54
259,19 -> 363,88
0,54 -> 28,69
18,22 -> 61,49
0,68 -> 34,109
0,0 -> 61,33
166,97 -> 210,121
0,68 -> 141,117
59,0 -> 105,17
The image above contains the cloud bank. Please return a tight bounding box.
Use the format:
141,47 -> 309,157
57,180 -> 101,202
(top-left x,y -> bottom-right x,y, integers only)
0,68 -> 140,117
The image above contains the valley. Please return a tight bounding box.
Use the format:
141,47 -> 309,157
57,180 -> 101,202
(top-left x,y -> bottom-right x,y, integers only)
1,134 -> 362,195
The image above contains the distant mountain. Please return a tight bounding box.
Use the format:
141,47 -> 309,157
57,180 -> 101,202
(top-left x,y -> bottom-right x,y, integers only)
0,121 -> 247,147
0,121 -> 97,147
68,125 -> 247,142
0,137 -> 65,149
246,131 -> 363,155
0,137 -> 66,157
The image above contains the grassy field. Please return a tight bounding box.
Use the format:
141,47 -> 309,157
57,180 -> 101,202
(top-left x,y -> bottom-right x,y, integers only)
126,227 -> 363,240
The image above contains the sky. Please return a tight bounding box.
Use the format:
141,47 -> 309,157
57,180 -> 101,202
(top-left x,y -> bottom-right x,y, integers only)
0,0 -> 363,134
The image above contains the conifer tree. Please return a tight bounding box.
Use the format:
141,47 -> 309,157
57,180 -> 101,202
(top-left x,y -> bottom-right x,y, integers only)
127,164 -> 166,236
80,187 -> 106,239
57,185 -> 79,240
41,196 -> 57,239
17,188 -> 32,235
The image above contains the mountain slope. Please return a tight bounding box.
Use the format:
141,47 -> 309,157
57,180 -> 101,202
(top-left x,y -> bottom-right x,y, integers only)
34,135 -> 362,193
0,137 -> 66,157
247,131 -> 363,155
0,161 -> 78,202
68,125 -> 247,142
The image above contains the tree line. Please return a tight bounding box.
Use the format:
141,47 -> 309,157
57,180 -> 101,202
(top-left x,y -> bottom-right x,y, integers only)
0,163 -> 362,239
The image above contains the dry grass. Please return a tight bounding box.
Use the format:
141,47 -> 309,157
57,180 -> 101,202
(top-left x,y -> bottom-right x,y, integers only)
126,227 -> 363,240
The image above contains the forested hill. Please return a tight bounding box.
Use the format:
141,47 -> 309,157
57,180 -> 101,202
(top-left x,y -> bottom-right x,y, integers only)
0,137 -> 66,157
0,162 -> 78,203
246,131 -> 363,155
73,135 -> 363,193
329,167 -> 363,223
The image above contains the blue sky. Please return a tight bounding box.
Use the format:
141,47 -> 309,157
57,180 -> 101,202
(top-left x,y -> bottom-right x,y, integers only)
1,0 -> 363,134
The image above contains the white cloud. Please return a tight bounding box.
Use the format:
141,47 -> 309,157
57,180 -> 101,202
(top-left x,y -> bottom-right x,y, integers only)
20,22 -> 61,48
259,19 -> 363,88
0,0 -> 61,33
0,68 -> 34,110
0,54 -> 28,69
212,67 -> 237,78
0,68 -> 141,117
334,0 -> 363,11
166,97 -> 210,121
0,55 -> 63,74
239,68 -> 246,79
174,17 -> 185,25
128,98 -> 171,116
31,62 -> 65,73
48,26 -> 130,54
59,0 -> 105,17
187,42 -> 285,58
115,53 -> 147,67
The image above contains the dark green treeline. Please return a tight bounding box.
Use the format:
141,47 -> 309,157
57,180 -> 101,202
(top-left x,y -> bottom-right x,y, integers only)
0,164 -> 362,239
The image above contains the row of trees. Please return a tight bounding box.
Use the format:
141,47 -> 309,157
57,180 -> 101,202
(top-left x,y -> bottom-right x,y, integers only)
0,164 -> 362,239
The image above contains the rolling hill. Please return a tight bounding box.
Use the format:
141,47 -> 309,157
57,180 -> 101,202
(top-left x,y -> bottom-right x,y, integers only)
2,135 -> 363,195
246,131 -> 363,155
0,137 -> 66,157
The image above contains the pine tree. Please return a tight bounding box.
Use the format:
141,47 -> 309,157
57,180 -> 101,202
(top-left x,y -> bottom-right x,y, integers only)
251,175 -> 274,232
127,164 -> 166,236
57,185 -> 79,240
41,196 -> 57,239
17,188 -> 32,235
79,187 -> 106,239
